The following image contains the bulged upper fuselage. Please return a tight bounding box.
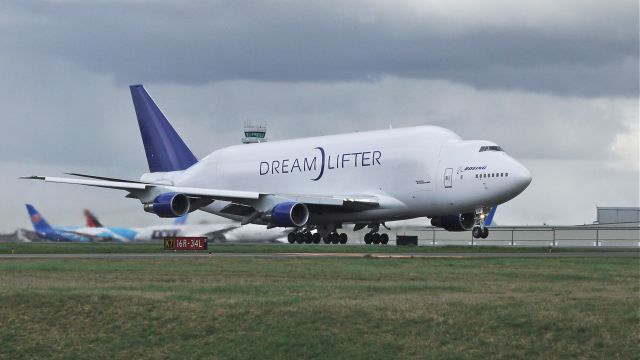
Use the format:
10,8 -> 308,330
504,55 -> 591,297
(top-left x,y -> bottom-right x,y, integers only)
164,125 -> 531,225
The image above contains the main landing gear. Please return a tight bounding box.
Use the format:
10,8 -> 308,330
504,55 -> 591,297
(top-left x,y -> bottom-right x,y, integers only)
322,232 -> 348,244
362,223 -> 389,245
471,208 -> 490,239
287,228 -> 348,244
287,230 -> 321,244
363,232 -> 389,245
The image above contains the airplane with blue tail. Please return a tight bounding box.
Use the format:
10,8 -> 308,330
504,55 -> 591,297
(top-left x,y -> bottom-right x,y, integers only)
81,208 -> 288,242
83,209 -> 187,228
26,204 -> 135,242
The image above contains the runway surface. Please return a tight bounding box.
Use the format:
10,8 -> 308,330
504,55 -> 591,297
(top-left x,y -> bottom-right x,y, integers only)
0,251 -> 638,260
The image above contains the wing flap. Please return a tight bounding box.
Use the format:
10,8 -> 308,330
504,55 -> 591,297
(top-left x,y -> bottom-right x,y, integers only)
280,194 -> 379,209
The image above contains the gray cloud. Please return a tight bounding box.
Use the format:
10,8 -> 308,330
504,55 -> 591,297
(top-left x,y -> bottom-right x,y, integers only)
1,1 -> 637,96
0,1 -> 637,232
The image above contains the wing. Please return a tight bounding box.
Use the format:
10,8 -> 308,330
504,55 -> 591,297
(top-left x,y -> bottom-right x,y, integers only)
21,175 -> 380,211
22,175 -> 260,202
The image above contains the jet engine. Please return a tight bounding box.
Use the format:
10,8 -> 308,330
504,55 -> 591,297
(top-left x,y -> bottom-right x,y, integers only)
143,192 -> 190,218
264,202 -> 309,227
431,213 -> 475,231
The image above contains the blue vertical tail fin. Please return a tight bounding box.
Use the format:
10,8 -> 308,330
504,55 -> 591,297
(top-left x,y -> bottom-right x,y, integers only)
484,207 -> 497,226
172,214 -> 188,225
129,85 -> 198,173
25,204 -> 54,234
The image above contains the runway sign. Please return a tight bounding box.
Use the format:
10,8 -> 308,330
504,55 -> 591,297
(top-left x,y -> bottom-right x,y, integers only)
164,237 -> 208,251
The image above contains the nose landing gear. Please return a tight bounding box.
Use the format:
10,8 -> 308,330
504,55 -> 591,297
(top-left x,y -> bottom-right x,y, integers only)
472,208 -> 491,239
472,226 -> 488,239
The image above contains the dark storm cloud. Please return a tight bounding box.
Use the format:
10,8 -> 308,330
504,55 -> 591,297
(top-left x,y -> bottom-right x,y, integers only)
2,1 -> 637,96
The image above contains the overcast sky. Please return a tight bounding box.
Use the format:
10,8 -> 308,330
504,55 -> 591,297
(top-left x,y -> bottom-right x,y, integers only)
0,0 -> 638,232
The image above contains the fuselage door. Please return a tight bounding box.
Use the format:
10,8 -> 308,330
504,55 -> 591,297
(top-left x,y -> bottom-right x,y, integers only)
444,168 -> 453,188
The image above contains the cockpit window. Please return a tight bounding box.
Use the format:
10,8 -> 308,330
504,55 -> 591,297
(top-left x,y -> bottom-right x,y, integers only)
479,145 -> 504,152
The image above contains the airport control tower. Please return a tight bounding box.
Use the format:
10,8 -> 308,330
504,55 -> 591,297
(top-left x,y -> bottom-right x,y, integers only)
242,121 -> 268,144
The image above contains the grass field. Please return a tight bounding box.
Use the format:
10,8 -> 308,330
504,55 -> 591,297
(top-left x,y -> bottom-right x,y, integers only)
0,241 -> 636,255
0,255 -> 637,359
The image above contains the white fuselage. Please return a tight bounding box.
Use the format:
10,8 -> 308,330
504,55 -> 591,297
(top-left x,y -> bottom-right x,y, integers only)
62,222 -> 287,243
147,126 -> 531,225
130,223 -> 287,242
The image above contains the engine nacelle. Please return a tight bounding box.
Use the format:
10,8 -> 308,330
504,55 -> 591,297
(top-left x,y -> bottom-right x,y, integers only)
431,213 -> 475,231
143,192 -> 190,218
266,202 -> 309,227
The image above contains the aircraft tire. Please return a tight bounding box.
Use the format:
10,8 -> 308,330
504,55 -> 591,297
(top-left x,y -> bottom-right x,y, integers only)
304,232 -> 313,244
339,233 -> 348,244
331,233 -> 340,244
364,233 -> 372,244
372,233 -> 381,244
287,232 -> 296,244
472,227 -> 482,239
312,233 -> 321,244
295,232 -> 305,244
481,228 -> 489,239
380,233 -> 389,244
323,236 -> 331,244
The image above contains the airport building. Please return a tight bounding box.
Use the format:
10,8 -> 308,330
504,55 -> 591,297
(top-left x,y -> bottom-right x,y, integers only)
241,121 -> 268,144
594,206 -> 640,226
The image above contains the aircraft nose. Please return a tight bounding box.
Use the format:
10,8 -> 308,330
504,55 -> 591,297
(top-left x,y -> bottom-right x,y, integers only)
511,161 -> 532,192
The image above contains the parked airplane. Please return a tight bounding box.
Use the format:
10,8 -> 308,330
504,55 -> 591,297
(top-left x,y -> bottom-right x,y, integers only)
83,209 -> 186,228
26,204 -> 134,242
82,208 -> 287,243
24,85 -> 531,245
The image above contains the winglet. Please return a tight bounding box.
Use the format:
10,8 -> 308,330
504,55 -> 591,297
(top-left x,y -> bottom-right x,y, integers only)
25,204 -> 54,234
130,84 -> 198,173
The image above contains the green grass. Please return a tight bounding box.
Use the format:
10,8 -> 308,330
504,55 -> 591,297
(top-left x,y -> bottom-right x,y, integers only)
0,241 -> 636,255
0,257 -> 637,359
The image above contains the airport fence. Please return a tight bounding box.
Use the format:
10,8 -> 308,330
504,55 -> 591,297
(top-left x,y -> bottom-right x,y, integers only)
384,226 -> 640,248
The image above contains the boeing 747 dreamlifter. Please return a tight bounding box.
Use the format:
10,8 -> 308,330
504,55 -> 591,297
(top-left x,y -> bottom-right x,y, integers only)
24,85 -> 531,244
